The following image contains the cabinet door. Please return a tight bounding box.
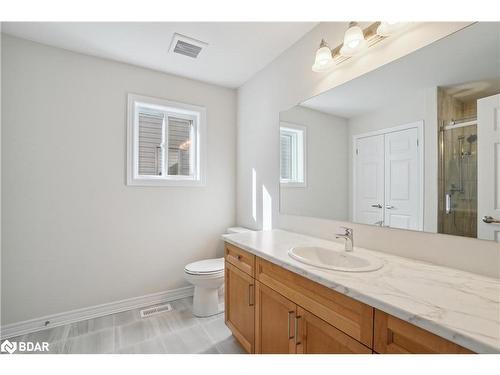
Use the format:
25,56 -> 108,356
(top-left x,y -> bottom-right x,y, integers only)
255,281 -> 297,354
225,262 -> 255,353
374,310 -> 473,354
296,306 -> 372,354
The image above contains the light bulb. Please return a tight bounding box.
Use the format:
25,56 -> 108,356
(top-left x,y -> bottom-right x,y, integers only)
340,23 -> 367,57
312,40 -> 334,72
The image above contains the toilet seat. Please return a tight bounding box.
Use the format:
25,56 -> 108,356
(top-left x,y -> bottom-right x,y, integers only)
184,258 -> 224,276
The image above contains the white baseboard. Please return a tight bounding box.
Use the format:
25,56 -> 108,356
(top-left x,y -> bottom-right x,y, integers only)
0,286 -> 194,340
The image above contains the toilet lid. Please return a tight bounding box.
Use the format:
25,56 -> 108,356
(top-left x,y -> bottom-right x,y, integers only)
185,258 -> 224,275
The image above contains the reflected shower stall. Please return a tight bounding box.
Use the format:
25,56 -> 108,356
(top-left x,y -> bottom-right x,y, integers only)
438,85 -> 480,238
439,118 -> 478,237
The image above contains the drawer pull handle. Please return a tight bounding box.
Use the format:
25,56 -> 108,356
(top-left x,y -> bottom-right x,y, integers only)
248,284 -> 254,306
287,311 -> 294,339
294,316 -> 301,345
237,255 -> 242,260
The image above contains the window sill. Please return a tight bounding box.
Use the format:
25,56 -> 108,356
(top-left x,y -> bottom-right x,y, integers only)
280,182 -> 307,188
127,177 -> 206,187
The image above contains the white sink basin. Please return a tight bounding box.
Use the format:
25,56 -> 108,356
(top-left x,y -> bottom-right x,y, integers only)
288,246 -> 383,272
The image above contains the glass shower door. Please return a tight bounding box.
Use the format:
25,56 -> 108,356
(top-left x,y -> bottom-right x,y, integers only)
441,123 -> 478,237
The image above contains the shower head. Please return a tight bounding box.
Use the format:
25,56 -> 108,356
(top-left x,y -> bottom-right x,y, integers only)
466,134 -> 477,144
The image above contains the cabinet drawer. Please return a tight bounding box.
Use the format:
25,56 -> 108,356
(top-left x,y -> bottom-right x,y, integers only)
225,243 -> 255,277
256,257 -> 374,348
374,310 -> 473,354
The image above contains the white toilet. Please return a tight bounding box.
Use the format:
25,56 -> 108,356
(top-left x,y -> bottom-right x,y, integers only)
184,258 -> 225,317
184,227 -> 251,317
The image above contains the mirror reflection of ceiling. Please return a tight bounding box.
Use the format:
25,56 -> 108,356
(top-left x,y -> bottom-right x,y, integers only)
441,78 -> 500,102
302,22 -> 500,118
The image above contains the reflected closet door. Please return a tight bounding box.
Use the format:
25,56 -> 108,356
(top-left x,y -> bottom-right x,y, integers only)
384,128 -> 421,230
354,135 -> 385,226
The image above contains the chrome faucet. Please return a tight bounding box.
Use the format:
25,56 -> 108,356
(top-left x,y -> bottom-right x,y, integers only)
335,227 -> 353,252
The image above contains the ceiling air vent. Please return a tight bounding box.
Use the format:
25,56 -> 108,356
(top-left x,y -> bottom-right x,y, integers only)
169,33 -> 208,58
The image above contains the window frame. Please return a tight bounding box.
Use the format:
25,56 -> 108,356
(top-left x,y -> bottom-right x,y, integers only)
279,122 -> 307,188
127,93 -> 207,187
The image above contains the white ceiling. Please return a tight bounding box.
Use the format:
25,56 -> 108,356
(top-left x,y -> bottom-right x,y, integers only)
2,22 -> 318,88
302,22 -> 500,118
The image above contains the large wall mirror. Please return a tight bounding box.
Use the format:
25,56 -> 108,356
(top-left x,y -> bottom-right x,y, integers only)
279,22 -> 500,241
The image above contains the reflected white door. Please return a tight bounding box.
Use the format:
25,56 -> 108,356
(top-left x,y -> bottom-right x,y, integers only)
354,135 -> 385,225
477,94 -> 500,241
384,128 -> 421,230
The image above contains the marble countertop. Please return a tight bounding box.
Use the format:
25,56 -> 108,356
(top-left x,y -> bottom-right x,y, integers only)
222,229 -> 500,353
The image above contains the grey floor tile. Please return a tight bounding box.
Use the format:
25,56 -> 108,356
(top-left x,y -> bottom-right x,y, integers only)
114,319 -> 157,349
160,325 -> 214,354
199,345 -> 220,354
115,336 -> 167,354
5,295 -> 245,354
58,329 -> 115,354
45,340 -> 69,354
152,305 -> 200,335
215,336 -> 246,354
66,314 -> 114,338
19,324 -> 70,344
200,316 -> 232,344
113,309 -> 139,326
196,311 -> 225,325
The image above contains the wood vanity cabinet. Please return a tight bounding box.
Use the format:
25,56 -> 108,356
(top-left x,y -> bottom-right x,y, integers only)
255,257 -> 374,348
224,262 -> 255,353
224,242 -> 475,355
296,306 -> 372,354
254,281 -> 297,353
253,281 -> 371,354
373,310 -> 473,354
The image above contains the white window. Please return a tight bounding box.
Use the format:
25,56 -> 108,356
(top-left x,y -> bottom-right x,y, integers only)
280,122 -> 306,187
127,94 -> 206,186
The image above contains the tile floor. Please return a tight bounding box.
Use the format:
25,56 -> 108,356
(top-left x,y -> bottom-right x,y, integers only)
2,296 -> 245,354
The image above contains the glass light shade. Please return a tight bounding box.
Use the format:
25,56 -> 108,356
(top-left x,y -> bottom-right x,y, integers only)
377,22 -> 409,37
340,24 -> 367,57
312,45 -> 334,72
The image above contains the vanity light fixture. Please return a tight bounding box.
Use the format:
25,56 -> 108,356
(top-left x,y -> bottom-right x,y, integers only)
312,39 -> 335,72
376,22 -> 409,37
339,22 -> 368,57
311,21 -> 409,72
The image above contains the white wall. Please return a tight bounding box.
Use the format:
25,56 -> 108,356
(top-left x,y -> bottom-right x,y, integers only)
280,106 -> 348,220
1,35 -> 236,325
0,24 -> 3,328
237,22 -> 500,278
347,88 -> 438,232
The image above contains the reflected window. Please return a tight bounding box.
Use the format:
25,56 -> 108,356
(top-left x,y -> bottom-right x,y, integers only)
280,123 -> 306,187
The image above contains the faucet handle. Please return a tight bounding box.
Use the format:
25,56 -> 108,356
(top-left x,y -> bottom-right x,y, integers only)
338,226 -> 353,236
